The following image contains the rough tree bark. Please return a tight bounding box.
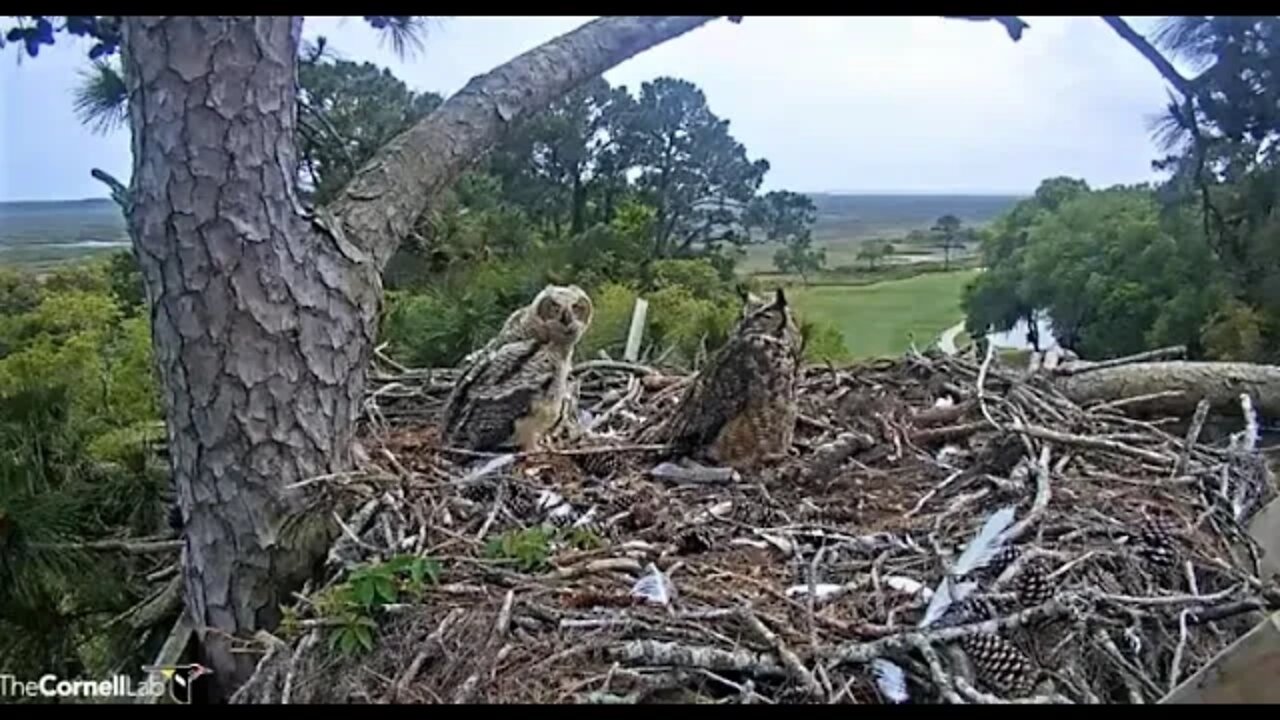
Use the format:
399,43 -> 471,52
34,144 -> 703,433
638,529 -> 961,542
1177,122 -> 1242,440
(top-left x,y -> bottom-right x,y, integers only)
119,15 -> 721,700
1053,362 -> 1280,419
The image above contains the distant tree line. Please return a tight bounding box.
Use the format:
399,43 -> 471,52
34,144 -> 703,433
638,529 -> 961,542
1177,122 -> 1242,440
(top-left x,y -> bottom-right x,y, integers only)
963,17 -> 1280,362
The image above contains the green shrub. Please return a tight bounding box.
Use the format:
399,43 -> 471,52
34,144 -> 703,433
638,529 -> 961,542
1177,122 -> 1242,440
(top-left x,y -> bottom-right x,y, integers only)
380,260 -> 554,367
578,282 -> 639,360
649,258 -> 729,300
646,285 -> 739,368
1201,298 -> 1265,361
800,319 -> 851,364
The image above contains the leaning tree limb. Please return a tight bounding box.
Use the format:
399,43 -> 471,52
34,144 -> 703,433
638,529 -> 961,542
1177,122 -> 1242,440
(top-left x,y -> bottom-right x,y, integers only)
1099,17 -> 1195,97
326,16 -> 722,270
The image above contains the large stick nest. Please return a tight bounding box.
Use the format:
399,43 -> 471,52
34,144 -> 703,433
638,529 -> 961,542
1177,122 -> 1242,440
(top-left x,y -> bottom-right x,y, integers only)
231,347 -> 1280,704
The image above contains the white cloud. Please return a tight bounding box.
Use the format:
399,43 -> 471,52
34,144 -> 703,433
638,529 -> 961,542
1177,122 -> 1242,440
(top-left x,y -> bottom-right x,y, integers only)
2,16 -> 1184,201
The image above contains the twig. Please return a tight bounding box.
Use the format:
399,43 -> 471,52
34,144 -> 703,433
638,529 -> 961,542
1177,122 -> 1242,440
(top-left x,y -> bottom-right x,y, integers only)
495,589 -> 515,636
573,359 -> 658,376
1167,608 -> 1192,694
1093,628 -> 1162,700
1089,390 -> 1187,414
824,599 -> 1070,665
1092,585 -> 1240,607
1012,423 -> 1174,466
911,638 -> 965,704
605,640 -> 788,678
996,445 -> 1052,545
976,341 -> 1004,431
386,608 -> 463,703
905,470 -> 965,518
1175,399 -> 1212,478
474,481 -> 506,541
91,167 -> 131,211
739,607 -> 825,699
695,668 -> 775,704
30,538 -> 182,554
281,629 -> 319,704
1055,345 -> 1186,376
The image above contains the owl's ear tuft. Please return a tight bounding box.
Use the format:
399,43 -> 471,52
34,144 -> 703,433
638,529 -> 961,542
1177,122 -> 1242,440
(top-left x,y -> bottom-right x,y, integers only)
774,287 -> 787,308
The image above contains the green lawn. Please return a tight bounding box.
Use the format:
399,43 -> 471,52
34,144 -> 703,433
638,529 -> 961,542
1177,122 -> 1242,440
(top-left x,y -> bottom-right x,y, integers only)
787,269 -> 979,360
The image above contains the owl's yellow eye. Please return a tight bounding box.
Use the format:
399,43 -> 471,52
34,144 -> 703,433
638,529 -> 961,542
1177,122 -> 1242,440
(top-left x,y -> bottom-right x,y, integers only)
572,299 -> 591,321
536,297 -> 557,320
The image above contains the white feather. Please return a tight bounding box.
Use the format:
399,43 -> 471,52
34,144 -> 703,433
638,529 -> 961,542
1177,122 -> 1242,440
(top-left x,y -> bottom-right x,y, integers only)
884,576 -> 932,600
757,532 -> 796,557
951,505 -> 1017,578
785,583 -> 845,601
936,444 -> 964,467
571,506 -> 598,528
630,563 -> 675,606
871,659 -> 910,703
918,505 -> 1016,628
708,500 -> 734,518
535,489 -> 565,512
462,453 -> 516,483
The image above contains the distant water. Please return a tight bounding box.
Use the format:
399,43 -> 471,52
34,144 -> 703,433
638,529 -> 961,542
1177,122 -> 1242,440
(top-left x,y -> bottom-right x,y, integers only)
0,198 -> 129,267
56,240 -> 130,249
985,314 -> 1059,352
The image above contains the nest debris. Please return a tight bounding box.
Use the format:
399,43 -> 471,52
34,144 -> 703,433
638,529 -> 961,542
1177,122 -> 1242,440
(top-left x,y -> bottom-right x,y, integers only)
231,347 -> 1280,704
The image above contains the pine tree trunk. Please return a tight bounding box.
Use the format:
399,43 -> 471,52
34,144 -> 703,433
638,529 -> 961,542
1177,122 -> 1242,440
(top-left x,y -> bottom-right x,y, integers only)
118,14 -> 723,701
120,17 -> 379,698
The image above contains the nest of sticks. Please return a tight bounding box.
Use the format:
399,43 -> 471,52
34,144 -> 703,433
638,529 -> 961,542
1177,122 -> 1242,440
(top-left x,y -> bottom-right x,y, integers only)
231,346 -> 1280,704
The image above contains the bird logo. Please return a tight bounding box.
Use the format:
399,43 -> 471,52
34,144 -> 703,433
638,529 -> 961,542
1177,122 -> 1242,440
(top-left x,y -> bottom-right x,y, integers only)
142,663 -> 212,704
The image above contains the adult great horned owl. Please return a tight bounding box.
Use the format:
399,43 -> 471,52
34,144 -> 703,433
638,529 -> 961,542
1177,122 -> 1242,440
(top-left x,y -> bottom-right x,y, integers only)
441,285 -> 594,452
646,287 -> 803,471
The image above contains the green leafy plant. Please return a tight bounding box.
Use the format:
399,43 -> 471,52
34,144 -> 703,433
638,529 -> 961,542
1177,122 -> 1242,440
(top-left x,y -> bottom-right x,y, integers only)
316,554 -> 442,656
483,527 -> 554,572
562,526 -> 604,551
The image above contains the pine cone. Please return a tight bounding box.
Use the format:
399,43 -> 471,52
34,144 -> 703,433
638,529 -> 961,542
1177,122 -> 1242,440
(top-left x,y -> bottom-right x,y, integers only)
1138,542 -> 1179,569
460,480 -> 497,503
1136,517 -> 1180,569
1014,559 -> 1054,608
963,545 -> 1019,583
986,546 -> 1019,575
676,526 -> 715,555
959,632 -> 1037,697
624,501 -> 659,531
945,594 -> 1013,625
1141,514 -> 1181,542
733,499 -> 782,526
574,451 -> 627,479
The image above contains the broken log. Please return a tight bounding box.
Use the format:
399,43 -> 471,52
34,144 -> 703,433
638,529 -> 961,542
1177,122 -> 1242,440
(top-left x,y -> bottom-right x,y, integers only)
1051,361 -> 1280,419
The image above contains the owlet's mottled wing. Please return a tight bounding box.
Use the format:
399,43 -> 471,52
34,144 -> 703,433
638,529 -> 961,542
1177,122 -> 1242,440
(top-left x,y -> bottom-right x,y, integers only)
441,339 -> 554,451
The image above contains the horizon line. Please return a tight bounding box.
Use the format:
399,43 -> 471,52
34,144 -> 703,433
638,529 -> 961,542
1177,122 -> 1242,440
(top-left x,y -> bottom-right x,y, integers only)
1,189 -> 1034,205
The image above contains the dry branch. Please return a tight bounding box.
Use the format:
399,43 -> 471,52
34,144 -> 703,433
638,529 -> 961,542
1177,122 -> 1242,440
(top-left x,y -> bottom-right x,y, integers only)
237,351 -> 1278,704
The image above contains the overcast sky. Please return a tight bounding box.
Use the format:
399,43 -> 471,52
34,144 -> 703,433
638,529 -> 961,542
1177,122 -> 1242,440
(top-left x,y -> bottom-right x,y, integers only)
1,16 -> 1185,202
